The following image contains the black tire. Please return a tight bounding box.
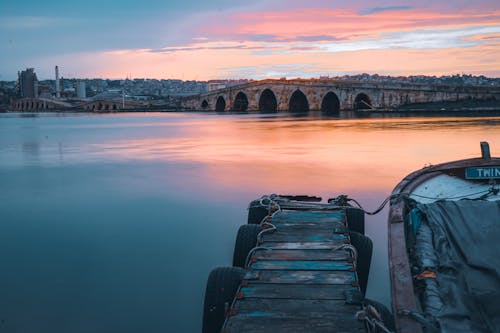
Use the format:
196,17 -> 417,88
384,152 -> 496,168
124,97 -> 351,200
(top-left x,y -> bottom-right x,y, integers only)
233,224 -> 262,267
346,207 -> 365,235
202,267 -> 246,333
349,231 -> 372,296
247,200 -> 269,224
363,298 -> 395,332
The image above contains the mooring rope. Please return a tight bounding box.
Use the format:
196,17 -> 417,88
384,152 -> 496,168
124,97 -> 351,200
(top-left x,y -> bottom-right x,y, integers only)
330,184 -> 498,216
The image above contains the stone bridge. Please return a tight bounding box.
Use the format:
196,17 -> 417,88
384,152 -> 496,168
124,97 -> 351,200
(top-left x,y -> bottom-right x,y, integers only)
10,98 -> 73,111
80,99 -> 143,111
10,98 -> 143,111
181,79 -> 500,113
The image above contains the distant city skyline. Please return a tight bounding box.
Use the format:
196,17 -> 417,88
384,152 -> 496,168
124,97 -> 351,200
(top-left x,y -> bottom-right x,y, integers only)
1,0 -> 499,81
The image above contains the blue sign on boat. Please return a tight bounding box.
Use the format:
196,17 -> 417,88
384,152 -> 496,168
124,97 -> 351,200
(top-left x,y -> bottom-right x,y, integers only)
465,167 -> 500,179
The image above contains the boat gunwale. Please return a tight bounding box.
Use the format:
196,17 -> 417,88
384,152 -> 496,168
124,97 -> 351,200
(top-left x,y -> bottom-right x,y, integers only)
388,156 -> 500,333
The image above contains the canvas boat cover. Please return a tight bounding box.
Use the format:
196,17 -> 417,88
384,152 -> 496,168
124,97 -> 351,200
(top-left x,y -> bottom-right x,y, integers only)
415,200 -> 500,333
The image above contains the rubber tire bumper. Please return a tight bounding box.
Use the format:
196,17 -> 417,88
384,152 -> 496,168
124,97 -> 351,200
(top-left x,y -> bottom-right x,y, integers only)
346,207 -> 365,235
202,267 -> 246,333
233,224 -> 262,267
247,200 -> 269,224
349,231 -> 373,296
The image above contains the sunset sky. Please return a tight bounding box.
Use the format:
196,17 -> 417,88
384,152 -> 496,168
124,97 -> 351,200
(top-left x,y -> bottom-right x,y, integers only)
1,0 -> 499,80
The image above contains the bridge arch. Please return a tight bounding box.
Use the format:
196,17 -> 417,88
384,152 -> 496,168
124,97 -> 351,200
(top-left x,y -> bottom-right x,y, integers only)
215,96 -> 226,112
201,100 -> 209,109
233,92 -> 249,111
289,89 -> 309,112
321,92 -> 340,114
258,89 -> 277,112
354,93 -> 373,110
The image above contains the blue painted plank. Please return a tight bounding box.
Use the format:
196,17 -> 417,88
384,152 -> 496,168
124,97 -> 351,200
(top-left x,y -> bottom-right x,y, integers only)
241,284 -> 359,300
254,249 -> 351,261
262,241 -> 347,250
250,260 -> 353,271
252,270 -> 356,284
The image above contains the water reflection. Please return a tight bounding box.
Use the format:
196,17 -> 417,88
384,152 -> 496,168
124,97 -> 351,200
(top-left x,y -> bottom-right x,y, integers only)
0,112 -> 500,333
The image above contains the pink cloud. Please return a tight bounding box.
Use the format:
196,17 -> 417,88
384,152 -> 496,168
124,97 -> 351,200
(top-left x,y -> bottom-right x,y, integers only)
193,8 -> 500,43
47,38 -> 500,80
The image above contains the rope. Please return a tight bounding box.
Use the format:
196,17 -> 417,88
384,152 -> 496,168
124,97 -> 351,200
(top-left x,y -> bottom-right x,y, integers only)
331,243 -> 358,269
257,224 -> 277,243
244,246 -> 272,269
330,185 -> 499,216
356,305 -> 394,333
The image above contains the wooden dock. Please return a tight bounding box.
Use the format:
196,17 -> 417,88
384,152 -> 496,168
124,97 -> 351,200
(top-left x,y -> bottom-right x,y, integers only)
203,195 -> 373,333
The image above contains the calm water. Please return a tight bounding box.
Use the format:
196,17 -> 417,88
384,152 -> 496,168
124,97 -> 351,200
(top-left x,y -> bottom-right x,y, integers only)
1,111 -> 500,332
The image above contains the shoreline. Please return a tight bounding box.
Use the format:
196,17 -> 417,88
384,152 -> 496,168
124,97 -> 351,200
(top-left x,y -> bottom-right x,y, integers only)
3,106 -> 500,115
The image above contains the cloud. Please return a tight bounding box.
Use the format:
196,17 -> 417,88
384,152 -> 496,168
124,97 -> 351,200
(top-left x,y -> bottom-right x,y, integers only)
144,24 -> 500,56
193,7 -> 500,47
359,6 -> 413,15
319,25 -> 500,52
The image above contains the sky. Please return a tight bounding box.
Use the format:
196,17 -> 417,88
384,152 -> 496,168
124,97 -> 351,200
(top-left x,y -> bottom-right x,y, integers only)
1,0 -> 499,80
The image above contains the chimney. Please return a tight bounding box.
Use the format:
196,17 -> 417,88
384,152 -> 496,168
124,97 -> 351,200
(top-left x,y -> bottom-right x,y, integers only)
55,66 -> 60,98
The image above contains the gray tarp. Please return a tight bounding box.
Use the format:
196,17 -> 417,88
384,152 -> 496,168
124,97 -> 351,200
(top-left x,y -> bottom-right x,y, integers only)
417,200 -> 500,333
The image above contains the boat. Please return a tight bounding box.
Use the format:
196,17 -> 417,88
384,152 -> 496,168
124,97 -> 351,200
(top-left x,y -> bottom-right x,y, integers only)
388,142 -> 500,333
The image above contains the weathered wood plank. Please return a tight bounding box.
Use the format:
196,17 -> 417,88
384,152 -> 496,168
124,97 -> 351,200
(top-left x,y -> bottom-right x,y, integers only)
276,202 -> 345,211
224,299 -> 365,332
267,223 -> 342,231
224,316 -> 366,333
389,212 -> 423,333
254,249 -> 350,261
262,241 -> 347,250
263,232 -> 347,243
272,211 -> 343,223
252,270 -> 356,284
240,284 -> 358,300
234,299 -> 362,317
250,260 -> 353,271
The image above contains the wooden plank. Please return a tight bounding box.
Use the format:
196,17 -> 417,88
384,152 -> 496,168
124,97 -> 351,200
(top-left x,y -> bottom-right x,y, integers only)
252,270 -> 356,284
224,316 -> 365,332
234,299 -> 362,318
277,202 -> 345,211
268,223 -> 342,231
263,232 -> 347,243
271,222 -> 347,230
272,211 -> 343,223
254,249 -> 350,261
262,241 -> 347,250
250,260 -> 353,271
240,284 -> 358,300
224,299 -> 365,332
389,210 -> 424,333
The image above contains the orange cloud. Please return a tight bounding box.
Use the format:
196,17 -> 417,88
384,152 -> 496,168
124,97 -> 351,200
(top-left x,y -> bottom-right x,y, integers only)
56,37 -> 499,79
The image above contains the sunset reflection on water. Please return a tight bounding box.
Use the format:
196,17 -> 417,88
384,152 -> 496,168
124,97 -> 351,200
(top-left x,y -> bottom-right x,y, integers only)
88,114 -> 500,194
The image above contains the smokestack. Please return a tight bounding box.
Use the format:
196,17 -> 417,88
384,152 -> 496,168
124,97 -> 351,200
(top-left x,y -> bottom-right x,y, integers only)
55,65 -> 60,98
